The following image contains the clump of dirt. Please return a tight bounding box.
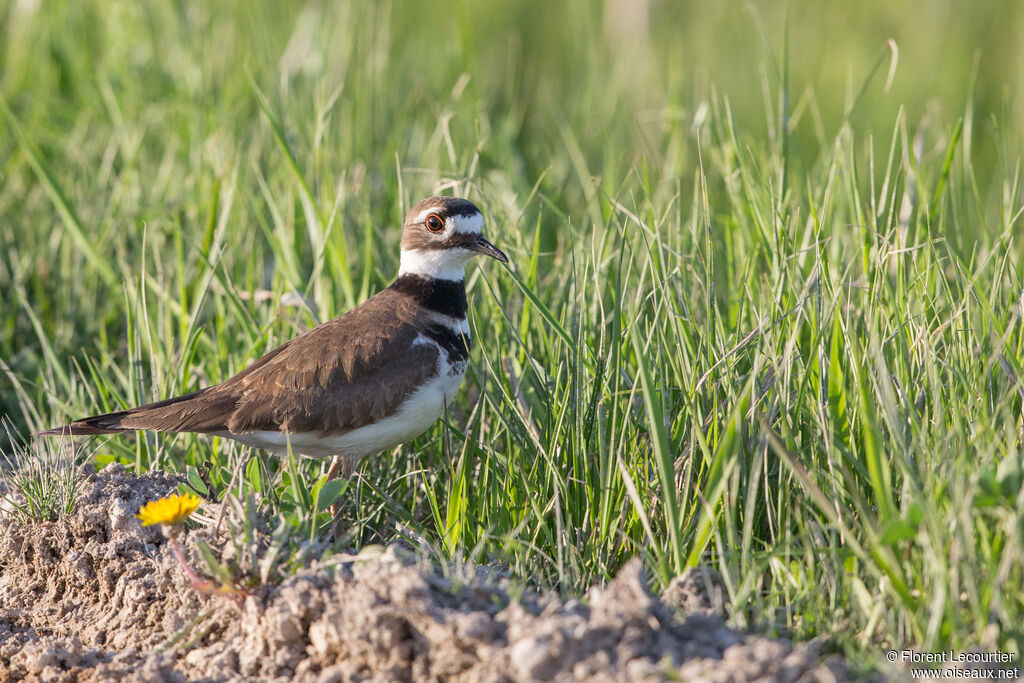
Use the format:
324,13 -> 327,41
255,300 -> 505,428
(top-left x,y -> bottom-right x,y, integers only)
0,464 -> 847,681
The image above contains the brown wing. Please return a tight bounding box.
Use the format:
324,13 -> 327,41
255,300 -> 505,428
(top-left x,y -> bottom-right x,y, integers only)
222,297 -> 439,435
39,288 -> 438,437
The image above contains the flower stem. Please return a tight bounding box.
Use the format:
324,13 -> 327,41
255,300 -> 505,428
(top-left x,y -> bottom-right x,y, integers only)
169,537 -> 248,608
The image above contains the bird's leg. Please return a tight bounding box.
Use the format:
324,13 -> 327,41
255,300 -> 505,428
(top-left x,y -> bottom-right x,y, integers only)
324,454 -> 355,482
324,455 -> 343,482
324,455 -> 355,542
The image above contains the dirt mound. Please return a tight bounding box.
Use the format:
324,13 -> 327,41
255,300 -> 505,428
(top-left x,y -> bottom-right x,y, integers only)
0,465 -> 846,681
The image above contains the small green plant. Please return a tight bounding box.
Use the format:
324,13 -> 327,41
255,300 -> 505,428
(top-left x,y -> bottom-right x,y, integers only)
192,490 -> 326,591
170,450 -> 350,597
137,491 -> 251,607
0,422 -> 87,524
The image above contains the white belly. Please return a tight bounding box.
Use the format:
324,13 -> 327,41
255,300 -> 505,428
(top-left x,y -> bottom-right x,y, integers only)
220,365 -> 467,460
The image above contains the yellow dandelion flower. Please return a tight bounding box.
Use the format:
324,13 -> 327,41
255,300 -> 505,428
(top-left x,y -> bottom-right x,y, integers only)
136,493 -> 201,527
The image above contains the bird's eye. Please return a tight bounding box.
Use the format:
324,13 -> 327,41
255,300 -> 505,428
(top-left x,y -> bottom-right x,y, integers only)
425,214 -> 445,233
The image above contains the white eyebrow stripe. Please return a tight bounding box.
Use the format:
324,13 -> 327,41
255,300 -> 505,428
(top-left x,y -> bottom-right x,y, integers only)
411,208 -> 441,224
410,208 -> 483,235
450,213 -> 483,235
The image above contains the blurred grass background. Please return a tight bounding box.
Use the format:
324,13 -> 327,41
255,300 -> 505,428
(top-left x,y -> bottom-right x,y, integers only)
3,0 -> 1024,670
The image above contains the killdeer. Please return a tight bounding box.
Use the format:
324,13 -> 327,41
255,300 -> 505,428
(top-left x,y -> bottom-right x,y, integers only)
40,196 -> 508,478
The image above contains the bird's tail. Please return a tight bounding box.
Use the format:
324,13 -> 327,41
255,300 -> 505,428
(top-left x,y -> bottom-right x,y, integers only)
37,412 -> 133,436
36,388 -> 226,436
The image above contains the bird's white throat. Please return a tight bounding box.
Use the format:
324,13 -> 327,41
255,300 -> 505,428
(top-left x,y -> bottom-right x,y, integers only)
398,248 -> 472,281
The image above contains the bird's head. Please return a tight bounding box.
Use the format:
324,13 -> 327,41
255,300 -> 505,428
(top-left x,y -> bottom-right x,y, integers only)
398,196 -> 508,281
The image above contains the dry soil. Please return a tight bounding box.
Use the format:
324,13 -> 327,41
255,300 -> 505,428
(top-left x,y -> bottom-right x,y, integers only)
0,464 -> 849,682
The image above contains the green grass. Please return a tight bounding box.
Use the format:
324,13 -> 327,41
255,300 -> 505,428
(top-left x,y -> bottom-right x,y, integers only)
0,421 -> 87,523
3,0 -> 1024,669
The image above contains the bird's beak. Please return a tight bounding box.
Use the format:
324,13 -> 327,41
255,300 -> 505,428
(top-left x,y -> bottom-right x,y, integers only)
468,236 -> 509,263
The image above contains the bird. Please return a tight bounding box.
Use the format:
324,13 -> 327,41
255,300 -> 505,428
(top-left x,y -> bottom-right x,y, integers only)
39,196 -> 508,479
